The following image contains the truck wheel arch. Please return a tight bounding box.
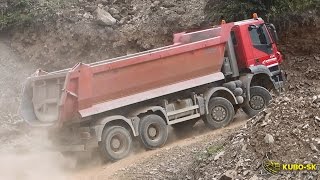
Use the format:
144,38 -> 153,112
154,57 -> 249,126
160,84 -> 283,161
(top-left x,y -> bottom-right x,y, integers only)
129,106 -> 169,124
204,87 -> 238,114
249,65 -> 276,91
251,73 -> 275,91
94,115 -> 137,142
128,106 -> 169,137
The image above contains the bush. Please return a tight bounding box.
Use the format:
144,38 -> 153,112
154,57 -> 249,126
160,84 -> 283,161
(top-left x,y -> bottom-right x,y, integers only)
205,0 -> 319,22
0,0 -> 62,30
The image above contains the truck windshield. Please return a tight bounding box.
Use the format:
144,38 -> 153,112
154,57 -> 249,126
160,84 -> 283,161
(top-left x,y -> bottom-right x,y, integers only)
249,25 -> 271,45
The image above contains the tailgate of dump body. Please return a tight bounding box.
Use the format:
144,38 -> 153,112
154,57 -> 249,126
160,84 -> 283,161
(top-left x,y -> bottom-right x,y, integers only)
20,23 -> 235,127
20,70 -> 68,126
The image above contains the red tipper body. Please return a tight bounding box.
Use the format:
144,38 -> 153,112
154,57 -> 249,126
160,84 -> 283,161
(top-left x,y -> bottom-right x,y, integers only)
58,23 -> 234,126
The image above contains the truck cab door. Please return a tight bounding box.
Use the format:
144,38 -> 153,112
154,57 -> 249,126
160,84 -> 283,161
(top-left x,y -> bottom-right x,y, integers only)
248,24 -> 277,66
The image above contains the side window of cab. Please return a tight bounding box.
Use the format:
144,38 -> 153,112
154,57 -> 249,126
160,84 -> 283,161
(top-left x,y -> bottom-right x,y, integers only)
248,25 -> 273,54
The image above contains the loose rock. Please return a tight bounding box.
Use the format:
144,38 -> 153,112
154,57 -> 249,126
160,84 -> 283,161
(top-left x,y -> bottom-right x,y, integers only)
310,143 -> 319,152
214,151 -> 225,161
264,134 -> 274,144
94,7 -> 117,26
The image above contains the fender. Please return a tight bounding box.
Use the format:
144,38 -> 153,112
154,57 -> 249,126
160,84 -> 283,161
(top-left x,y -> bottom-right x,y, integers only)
204,87 -> 238,114
249,65 -> 278,89
249,65 -> 273,76
128,106 -> 169,136
129,106 -> 169,124
94,115 -> 137,141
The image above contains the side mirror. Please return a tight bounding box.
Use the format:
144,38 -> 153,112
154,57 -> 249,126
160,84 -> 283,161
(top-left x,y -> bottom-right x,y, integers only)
248,25 -> 258,31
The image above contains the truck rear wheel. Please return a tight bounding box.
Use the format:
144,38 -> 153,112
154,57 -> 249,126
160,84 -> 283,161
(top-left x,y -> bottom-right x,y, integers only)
138,114 -> 168,150
242,86 -> 272,117
203,97 -> 235,129
99,126 -> 132,161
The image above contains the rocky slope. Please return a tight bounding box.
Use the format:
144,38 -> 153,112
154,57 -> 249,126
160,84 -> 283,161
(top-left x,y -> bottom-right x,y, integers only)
5,0 -> 319,71
9,0 -> 210,70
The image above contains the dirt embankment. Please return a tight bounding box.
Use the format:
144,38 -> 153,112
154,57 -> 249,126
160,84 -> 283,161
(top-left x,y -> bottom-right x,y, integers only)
278,12 -> 320,56
9,0 -> 209,70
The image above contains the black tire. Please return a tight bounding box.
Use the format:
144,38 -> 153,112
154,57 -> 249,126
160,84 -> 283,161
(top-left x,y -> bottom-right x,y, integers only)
99,126 -> 132,161
203,97 -> 235,129
242,86 -> 272,117
138,114 -> 168,150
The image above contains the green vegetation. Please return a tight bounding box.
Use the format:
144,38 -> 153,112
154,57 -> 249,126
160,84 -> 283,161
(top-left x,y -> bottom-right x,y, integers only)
205,0 -> 320,22
0,0 -> 33,29
0,0 -> 64,30
195,144 -> 224,161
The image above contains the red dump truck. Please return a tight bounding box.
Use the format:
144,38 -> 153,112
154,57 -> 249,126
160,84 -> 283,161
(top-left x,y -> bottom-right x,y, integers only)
20,15 -> 285,161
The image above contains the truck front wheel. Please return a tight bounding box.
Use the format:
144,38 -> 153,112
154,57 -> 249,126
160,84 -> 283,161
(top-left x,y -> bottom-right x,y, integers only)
138,114 -> 168,149
99,126 -> 132,161
203,97 -> 235,129
242,86 -> 272,117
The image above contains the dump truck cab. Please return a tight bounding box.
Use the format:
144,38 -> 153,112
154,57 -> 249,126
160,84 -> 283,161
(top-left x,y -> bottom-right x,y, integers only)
228,16 -> 284,93
232,18 -> 283,69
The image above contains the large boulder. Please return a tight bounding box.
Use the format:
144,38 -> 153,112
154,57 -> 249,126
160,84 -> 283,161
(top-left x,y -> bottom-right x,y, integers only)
94,7 -> 116,26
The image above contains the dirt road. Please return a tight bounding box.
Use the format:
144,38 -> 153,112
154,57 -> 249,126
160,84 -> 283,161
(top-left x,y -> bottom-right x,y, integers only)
70,113 -> 247,180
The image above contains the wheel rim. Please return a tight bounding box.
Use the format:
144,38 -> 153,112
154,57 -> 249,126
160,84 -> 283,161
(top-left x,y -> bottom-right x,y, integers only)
250,95 -> 265,110
109,134 -> 127,154
211,106 -> 227,122
147,124 -> 160,140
